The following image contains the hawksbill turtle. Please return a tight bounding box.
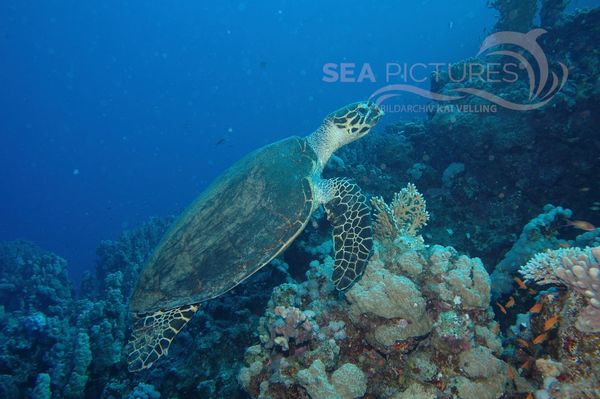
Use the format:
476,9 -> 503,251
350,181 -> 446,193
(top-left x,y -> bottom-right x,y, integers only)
127,101 -> 384,371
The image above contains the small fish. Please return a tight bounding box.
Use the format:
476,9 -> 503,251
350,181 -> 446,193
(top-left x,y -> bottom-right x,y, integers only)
529,302 -> 543,313
579,187 -> 590,192
528,288 -> 537,295
496,302 -> 507,315
567,220 -> 596,231
520,359 -> 530,370
505,296 -> 516,308
514,277 -> 528,290
532,333 -> 548,345
544,315 -> 560,331
516,338 -> 530,348
526,393 -> 533,399
215,138 -> 227,146
507,365 -> 515,380
558,242 -> 571,248
540,293 -> 559,305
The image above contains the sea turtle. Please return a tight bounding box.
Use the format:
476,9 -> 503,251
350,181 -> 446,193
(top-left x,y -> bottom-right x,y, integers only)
127,101 -> 384,371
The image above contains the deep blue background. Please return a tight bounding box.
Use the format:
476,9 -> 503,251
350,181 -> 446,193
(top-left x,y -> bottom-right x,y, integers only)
1,0 -> 597,282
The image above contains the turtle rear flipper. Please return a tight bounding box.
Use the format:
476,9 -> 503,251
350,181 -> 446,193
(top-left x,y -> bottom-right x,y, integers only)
323,178 -> 373,290
127,304 -> 199,372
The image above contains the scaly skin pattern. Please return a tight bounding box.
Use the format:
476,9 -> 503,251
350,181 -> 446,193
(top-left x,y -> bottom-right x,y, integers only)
321,177 -> 373,290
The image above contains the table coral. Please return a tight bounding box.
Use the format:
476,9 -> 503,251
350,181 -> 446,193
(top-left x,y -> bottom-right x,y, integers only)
491,205 -> 572,298
521,246 -> 600,333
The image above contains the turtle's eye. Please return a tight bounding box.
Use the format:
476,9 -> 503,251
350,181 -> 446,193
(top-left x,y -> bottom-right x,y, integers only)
366,103 -> 383,126
356,106 -> 368,117
329,101 -> 382,138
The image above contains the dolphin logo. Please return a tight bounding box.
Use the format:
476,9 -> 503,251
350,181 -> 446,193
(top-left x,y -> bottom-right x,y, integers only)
369,29 -> 568,111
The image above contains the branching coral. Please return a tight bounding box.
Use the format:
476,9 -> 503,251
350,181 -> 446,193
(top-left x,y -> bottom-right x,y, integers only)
63,331 -> 92,398
520,246 -> 600,332
371,183 -> 429,240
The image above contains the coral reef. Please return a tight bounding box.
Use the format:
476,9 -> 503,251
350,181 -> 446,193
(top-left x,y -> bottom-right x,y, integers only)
328,8 -> 600,276
1,6 -> 599,398
0,240 -> 73,316
239,244 -> 507,398
0,241 -> 76,398
126,383 -> 161,399
491,205 -> 572,298
239,188 -> 508,399
540,0 -> 570,27
521,246 -> 600,333
497,246 -> 600,398
0,217 -> 286,398
488,0 -> 538,32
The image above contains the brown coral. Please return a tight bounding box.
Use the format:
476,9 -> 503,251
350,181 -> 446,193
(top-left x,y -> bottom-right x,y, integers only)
371,183 -> 429,240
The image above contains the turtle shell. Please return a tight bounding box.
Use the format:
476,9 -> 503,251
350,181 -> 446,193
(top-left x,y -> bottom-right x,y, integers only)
129,136 -> 318,314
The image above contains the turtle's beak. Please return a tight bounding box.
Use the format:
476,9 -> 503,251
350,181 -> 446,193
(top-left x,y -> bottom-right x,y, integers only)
366,101 -> 384,127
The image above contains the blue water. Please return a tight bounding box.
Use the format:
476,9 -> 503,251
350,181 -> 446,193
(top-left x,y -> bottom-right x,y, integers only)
0,0 -> 596,283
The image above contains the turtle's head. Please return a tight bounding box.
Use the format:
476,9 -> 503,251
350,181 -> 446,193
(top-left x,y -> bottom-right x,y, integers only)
308,100 -> 383,169
325,100 -> 384,145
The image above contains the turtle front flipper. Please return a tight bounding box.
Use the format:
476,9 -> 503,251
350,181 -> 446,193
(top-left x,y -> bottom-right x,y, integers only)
127,303 -> 199,372
322,178 -> 373,290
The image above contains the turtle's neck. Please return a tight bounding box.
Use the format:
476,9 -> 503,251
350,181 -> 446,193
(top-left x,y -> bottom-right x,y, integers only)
306,122 -> 343,172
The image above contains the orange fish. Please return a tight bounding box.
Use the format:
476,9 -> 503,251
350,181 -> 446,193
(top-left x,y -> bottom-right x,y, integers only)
507,365 -> 515,380
542,293 -> 557,301
514,277 -> 528,290
496,302 -> 507,314
526,393 -> 533,399
529,302 -> 543,313
567,220 -> 596,231
532,333 -> 548,345
505,296 -> 516,308
544,315 -> 560,331
558,242 -> 571,249
492,323 -> 500,334
519,359 -> 530,370
516,338 -> 530,348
